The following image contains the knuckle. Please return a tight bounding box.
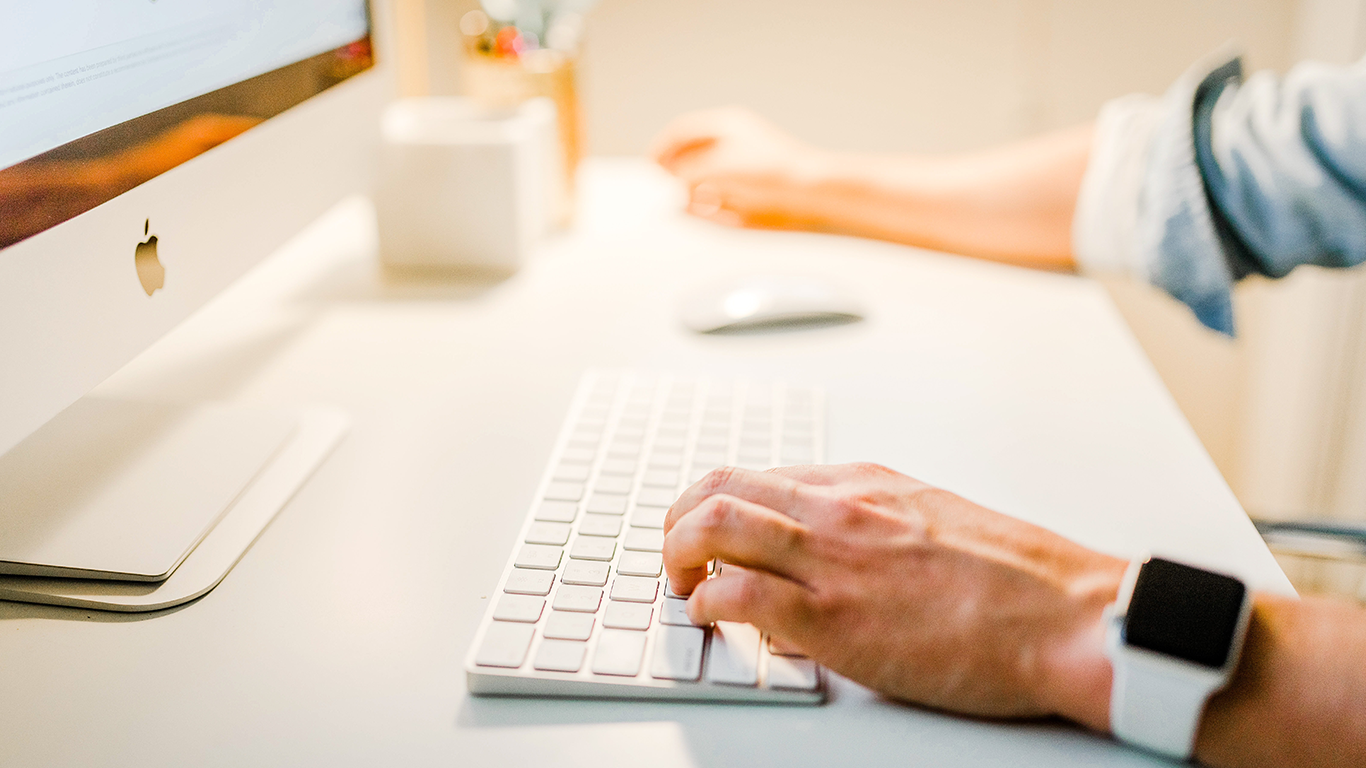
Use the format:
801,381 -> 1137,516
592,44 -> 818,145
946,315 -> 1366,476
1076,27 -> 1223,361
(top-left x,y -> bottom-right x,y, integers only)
695,495 -> 736,534
701,466 -> 738,495
828,491 -> 868,523
847,461 -> 893,478
807,592 -> 839,621
729,571 -> 761,608
777,518 -> 808,553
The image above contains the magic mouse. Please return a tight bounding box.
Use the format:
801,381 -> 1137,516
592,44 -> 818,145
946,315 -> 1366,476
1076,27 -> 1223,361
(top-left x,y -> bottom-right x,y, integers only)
680,275 -> 865,334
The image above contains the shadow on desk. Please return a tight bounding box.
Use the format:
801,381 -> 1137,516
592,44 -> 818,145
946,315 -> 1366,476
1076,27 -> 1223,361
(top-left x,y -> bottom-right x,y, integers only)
455,678 -> 1152,767
295,254 -> 517,306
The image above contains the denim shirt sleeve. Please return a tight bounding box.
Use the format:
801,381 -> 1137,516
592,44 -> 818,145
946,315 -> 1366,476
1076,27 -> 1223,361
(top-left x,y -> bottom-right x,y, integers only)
1073,51 -> 1366,335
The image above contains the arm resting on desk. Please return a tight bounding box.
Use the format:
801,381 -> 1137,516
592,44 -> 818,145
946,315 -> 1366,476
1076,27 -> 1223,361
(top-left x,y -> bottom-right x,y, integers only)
661,463 -> 1366,768
650,108 -> 1090,271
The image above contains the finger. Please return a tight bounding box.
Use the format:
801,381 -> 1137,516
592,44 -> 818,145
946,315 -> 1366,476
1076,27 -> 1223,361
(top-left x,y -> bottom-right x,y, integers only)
686,565 -> 815,640
688,203 -> 745,228
664,466 -> 813,535
684,183 -> 745,227
662,493 -> 811,596
649,109 -> 732,168
654,133 -> 718,173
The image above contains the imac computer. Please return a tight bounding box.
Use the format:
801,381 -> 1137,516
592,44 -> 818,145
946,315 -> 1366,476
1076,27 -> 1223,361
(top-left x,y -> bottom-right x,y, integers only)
0,1 -> 393,609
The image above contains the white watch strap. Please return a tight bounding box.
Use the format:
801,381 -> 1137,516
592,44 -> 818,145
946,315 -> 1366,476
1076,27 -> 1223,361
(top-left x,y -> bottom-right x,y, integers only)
1110,651 -> 1213,761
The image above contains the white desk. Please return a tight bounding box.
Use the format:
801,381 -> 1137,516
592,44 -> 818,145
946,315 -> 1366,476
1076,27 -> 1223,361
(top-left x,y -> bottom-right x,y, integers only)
0,160 -> 1290,767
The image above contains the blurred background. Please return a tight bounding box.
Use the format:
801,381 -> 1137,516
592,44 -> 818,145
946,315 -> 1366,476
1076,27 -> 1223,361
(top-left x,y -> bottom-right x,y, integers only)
391,0 -> 1366,596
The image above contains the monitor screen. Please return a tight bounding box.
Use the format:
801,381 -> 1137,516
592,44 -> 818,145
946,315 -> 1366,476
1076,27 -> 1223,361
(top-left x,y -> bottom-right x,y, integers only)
0,0 -> 373,249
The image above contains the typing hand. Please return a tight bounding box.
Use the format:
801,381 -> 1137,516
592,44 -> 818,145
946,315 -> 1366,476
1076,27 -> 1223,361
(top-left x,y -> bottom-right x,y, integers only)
662,463 -> 1124,730
649,107 -> 829,230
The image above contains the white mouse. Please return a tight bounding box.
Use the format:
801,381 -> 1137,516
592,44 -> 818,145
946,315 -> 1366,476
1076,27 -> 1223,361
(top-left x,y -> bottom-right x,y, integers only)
680,275 -> 865,334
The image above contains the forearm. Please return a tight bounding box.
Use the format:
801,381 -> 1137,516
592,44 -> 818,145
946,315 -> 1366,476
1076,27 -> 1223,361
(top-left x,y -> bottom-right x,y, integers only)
795,124 -> 1093,270
1194,593 -> 1366,767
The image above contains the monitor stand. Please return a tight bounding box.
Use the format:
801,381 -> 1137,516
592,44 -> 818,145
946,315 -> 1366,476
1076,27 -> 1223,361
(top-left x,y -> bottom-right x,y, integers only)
0,398 -> 347,612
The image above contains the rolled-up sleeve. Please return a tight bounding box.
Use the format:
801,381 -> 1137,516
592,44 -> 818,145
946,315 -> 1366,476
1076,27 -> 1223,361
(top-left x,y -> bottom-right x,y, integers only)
1073,50 -> 1366,335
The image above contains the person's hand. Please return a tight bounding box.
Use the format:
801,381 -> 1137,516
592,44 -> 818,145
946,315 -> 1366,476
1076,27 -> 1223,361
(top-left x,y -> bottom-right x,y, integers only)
662,463 -> 1126,730
649,107 -> 831,229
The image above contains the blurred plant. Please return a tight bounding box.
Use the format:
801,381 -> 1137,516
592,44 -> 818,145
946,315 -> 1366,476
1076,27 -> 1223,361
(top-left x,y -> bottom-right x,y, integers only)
475,0 -> 597,51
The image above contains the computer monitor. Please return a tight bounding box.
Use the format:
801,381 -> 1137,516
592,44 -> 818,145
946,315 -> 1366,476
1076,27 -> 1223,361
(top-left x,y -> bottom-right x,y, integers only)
0,0 -> 391,456
0,0 -> 394,604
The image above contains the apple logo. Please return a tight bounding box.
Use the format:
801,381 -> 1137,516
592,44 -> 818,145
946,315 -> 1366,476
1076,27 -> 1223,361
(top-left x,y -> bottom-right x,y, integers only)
135,218 -> 164,296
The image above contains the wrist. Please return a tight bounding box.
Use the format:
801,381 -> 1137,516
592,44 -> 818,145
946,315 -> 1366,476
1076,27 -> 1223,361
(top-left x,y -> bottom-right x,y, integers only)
1038,556 -> 1126,732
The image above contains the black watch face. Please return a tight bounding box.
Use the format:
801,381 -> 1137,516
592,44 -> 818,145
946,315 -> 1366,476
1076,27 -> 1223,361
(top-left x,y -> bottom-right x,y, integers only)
1124,558 -> 1247,668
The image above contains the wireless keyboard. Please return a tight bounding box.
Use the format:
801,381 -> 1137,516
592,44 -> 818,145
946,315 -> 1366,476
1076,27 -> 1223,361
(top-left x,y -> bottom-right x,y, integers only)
465,370 -> 827,704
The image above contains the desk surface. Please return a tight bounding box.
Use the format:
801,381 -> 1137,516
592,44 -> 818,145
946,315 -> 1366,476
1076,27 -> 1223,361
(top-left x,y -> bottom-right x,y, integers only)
0,160 -> 1289,767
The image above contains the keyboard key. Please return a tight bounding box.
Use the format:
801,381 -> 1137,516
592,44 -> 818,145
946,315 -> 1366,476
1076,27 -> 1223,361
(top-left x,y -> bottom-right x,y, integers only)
578,414 -> 608,430
578,513 -> 623,538
651,625 -> 706,681
706,621 -> 761,686
474,622 -> 535,668
493,595 -> 545,623
571,427 -> 603,443
649,452 -> 684,469
603,601 -> 653,630
592,630 -> 648,676
618,551 -> 662,577
767,635 -> 807,657
610,576 -> 659,603
692,449 -> 728,466
767,656 -> 819,691
664,579 -> 686,599
535,501 -> 577,523
567,438 -> 599,455
653,435 -> 686,451
631,506 -> 667,529
553,464 -> 591,482
635,488 -> 677,508
543,611 -> 595,641
534,639 -> 587,673
525,522 -> 571,546
544,482 -> 585,501
738,450 -> 771,465
661,597 -> 703,626
607,442 -> 641,458
593,477 -> 633,496
570,537 -> 617,561
689,466 -> 719,483
515,544 -> 562,570
586,493 -> 628,514
697,425 -> 729,441
552,585 -> 602,613
561,446 -> 597,464
624,527 -> 664,552
642,469 -> 679,488
561,560 -> 610,587
601,458 -> 638,476
504,569 -> 554,596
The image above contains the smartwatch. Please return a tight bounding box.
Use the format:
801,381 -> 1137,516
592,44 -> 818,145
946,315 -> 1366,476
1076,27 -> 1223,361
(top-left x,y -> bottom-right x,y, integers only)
1104,555 -> 1253,761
